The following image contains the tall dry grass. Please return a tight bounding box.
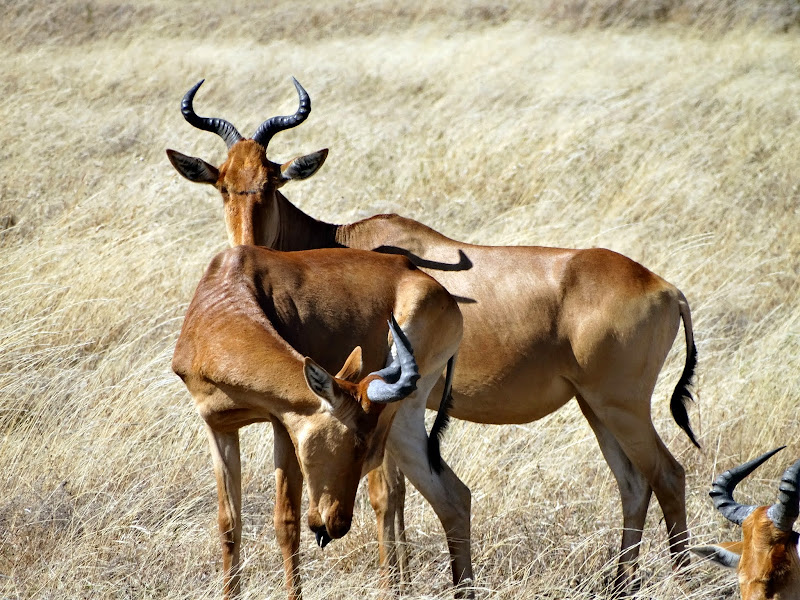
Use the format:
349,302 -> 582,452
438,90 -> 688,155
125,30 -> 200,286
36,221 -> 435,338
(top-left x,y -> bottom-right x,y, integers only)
0,1 -> 798,598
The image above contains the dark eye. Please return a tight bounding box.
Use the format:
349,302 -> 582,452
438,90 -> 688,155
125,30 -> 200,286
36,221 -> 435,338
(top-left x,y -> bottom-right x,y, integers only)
220,187 -> 228,194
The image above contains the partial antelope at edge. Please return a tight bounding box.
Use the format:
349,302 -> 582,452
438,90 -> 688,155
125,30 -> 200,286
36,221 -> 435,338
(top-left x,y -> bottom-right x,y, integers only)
693,447 -> 800,599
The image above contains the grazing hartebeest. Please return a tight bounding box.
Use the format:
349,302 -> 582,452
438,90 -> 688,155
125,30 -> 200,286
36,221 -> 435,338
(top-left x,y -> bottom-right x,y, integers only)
167,79 -> 699,592
172,245 -> 470,599
693,448 -> 800,600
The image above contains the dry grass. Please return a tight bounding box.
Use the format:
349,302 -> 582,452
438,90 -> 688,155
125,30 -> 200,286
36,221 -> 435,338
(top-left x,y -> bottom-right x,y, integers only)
1,1 -> 798,598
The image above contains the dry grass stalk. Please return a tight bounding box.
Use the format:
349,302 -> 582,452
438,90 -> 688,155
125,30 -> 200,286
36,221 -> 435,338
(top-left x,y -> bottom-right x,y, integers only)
1,2 -> 798,598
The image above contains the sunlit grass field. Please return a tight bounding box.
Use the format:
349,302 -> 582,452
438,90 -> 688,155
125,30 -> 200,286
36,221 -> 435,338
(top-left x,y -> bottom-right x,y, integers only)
1,2 -> 798,598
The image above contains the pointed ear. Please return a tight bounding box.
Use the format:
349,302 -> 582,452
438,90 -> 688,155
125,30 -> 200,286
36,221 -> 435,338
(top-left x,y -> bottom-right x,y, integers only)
303,357 -> 335,398
335,347 -> 363,383
166,149 -> 219,184
303,357 -> 338,411
280,149 -> 328,181
691,543 -> 742,569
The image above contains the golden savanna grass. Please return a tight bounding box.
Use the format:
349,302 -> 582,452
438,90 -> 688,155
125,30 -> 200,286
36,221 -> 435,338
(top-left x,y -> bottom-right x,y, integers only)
1,1 -> 798,598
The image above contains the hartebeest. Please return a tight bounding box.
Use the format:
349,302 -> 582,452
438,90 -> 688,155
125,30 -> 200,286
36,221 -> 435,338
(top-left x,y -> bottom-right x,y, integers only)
693,447 -> 800,599
172,245 -> 470,599
167,79 -> 699,592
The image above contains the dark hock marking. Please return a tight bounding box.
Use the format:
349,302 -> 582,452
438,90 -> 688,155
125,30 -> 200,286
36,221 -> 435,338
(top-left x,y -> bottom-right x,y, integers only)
315,528 -> 332,549
374,246 -> 474,272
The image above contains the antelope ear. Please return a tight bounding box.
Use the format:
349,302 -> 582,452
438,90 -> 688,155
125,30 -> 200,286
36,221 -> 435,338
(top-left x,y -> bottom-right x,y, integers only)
167,149 -> 219,184
280,149 -> 328,181
303,357 -> 336,407
304,357 -> 352,415
691,544 -> 741,569
335,347 -> 363,383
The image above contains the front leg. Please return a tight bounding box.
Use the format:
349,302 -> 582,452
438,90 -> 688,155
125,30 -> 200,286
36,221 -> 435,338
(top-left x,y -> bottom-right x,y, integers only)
273,420 -> 304,600
388,453 -> 410,591
205,426 -> 243,599
368,453 -> 409,595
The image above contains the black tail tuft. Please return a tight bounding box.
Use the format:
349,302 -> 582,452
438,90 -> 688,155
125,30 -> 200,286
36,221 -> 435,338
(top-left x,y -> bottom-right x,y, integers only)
427,355 -> 456,474
670,338 -> 700,448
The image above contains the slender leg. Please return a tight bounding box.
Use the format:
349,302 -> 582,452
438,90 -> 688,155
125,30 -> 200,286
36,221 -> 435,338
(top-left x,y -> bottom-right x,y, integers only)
368,464 -> 396,594
389,456 -> 410,591
385,382 -> 474,599
206,426 -> 243,600
577,396 -> 652,593
579,392 -> 689,583
273,420 -> 304,600
368,454 -> 410,595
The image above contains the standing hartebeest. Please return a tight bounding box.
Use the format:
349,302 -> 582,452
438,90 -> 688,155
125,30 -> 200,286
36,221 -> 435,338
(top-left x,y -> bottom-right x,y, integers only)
693,447 -> 800,599
167,78 -> 700,593
172,244 -> 470,599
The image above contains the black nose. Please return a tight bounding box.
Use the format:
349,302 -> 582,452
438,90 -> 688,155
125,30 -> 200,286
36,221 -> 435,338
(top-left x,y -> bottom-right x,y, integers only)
315,528 -> 332,549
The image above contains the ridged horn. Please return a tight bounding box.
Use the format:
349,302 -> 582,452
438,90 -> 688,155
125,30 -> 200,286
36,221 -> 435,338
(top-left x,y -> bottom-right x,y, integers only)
710,447 -> 786,526
366,315 -> 420,404
251,78 -> 310,149
181,80 -> 243,149
767,457 -> 800,532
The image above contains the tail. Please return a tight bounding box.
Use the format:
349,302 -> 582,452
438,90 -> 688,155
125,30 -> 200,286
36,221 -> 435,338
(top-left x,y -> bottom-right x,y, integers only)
427,354 -> 456,474
670,291 -> 700,448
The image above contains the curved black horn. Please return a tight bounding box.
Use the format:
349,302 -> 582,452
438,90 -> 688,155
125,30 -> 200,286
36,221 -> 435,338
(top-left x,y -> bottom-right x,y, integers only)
181,80 -> 243,149
710,447 -> 786,526
767,457 -> 800,532
251,78 -> 310,149
366,315 -> 420,404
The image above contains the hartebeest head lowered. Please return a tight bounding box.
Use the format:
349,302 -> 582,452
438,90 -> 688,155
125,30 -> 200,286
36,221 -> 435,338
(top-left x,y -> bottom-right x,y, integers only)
177,306 -> 419,547
172,244 -> 465,600
166,78 -> 329,246
298,315 -> 420,543
693,447 -> 800,599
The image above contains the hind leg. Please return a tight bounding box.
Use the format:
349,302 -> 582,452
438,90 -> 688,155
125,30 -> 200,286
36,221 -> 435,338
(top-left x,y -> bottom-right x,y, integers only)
579,391 -> 689,575
385,377 -> 473,598
577,396 -> 652,592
